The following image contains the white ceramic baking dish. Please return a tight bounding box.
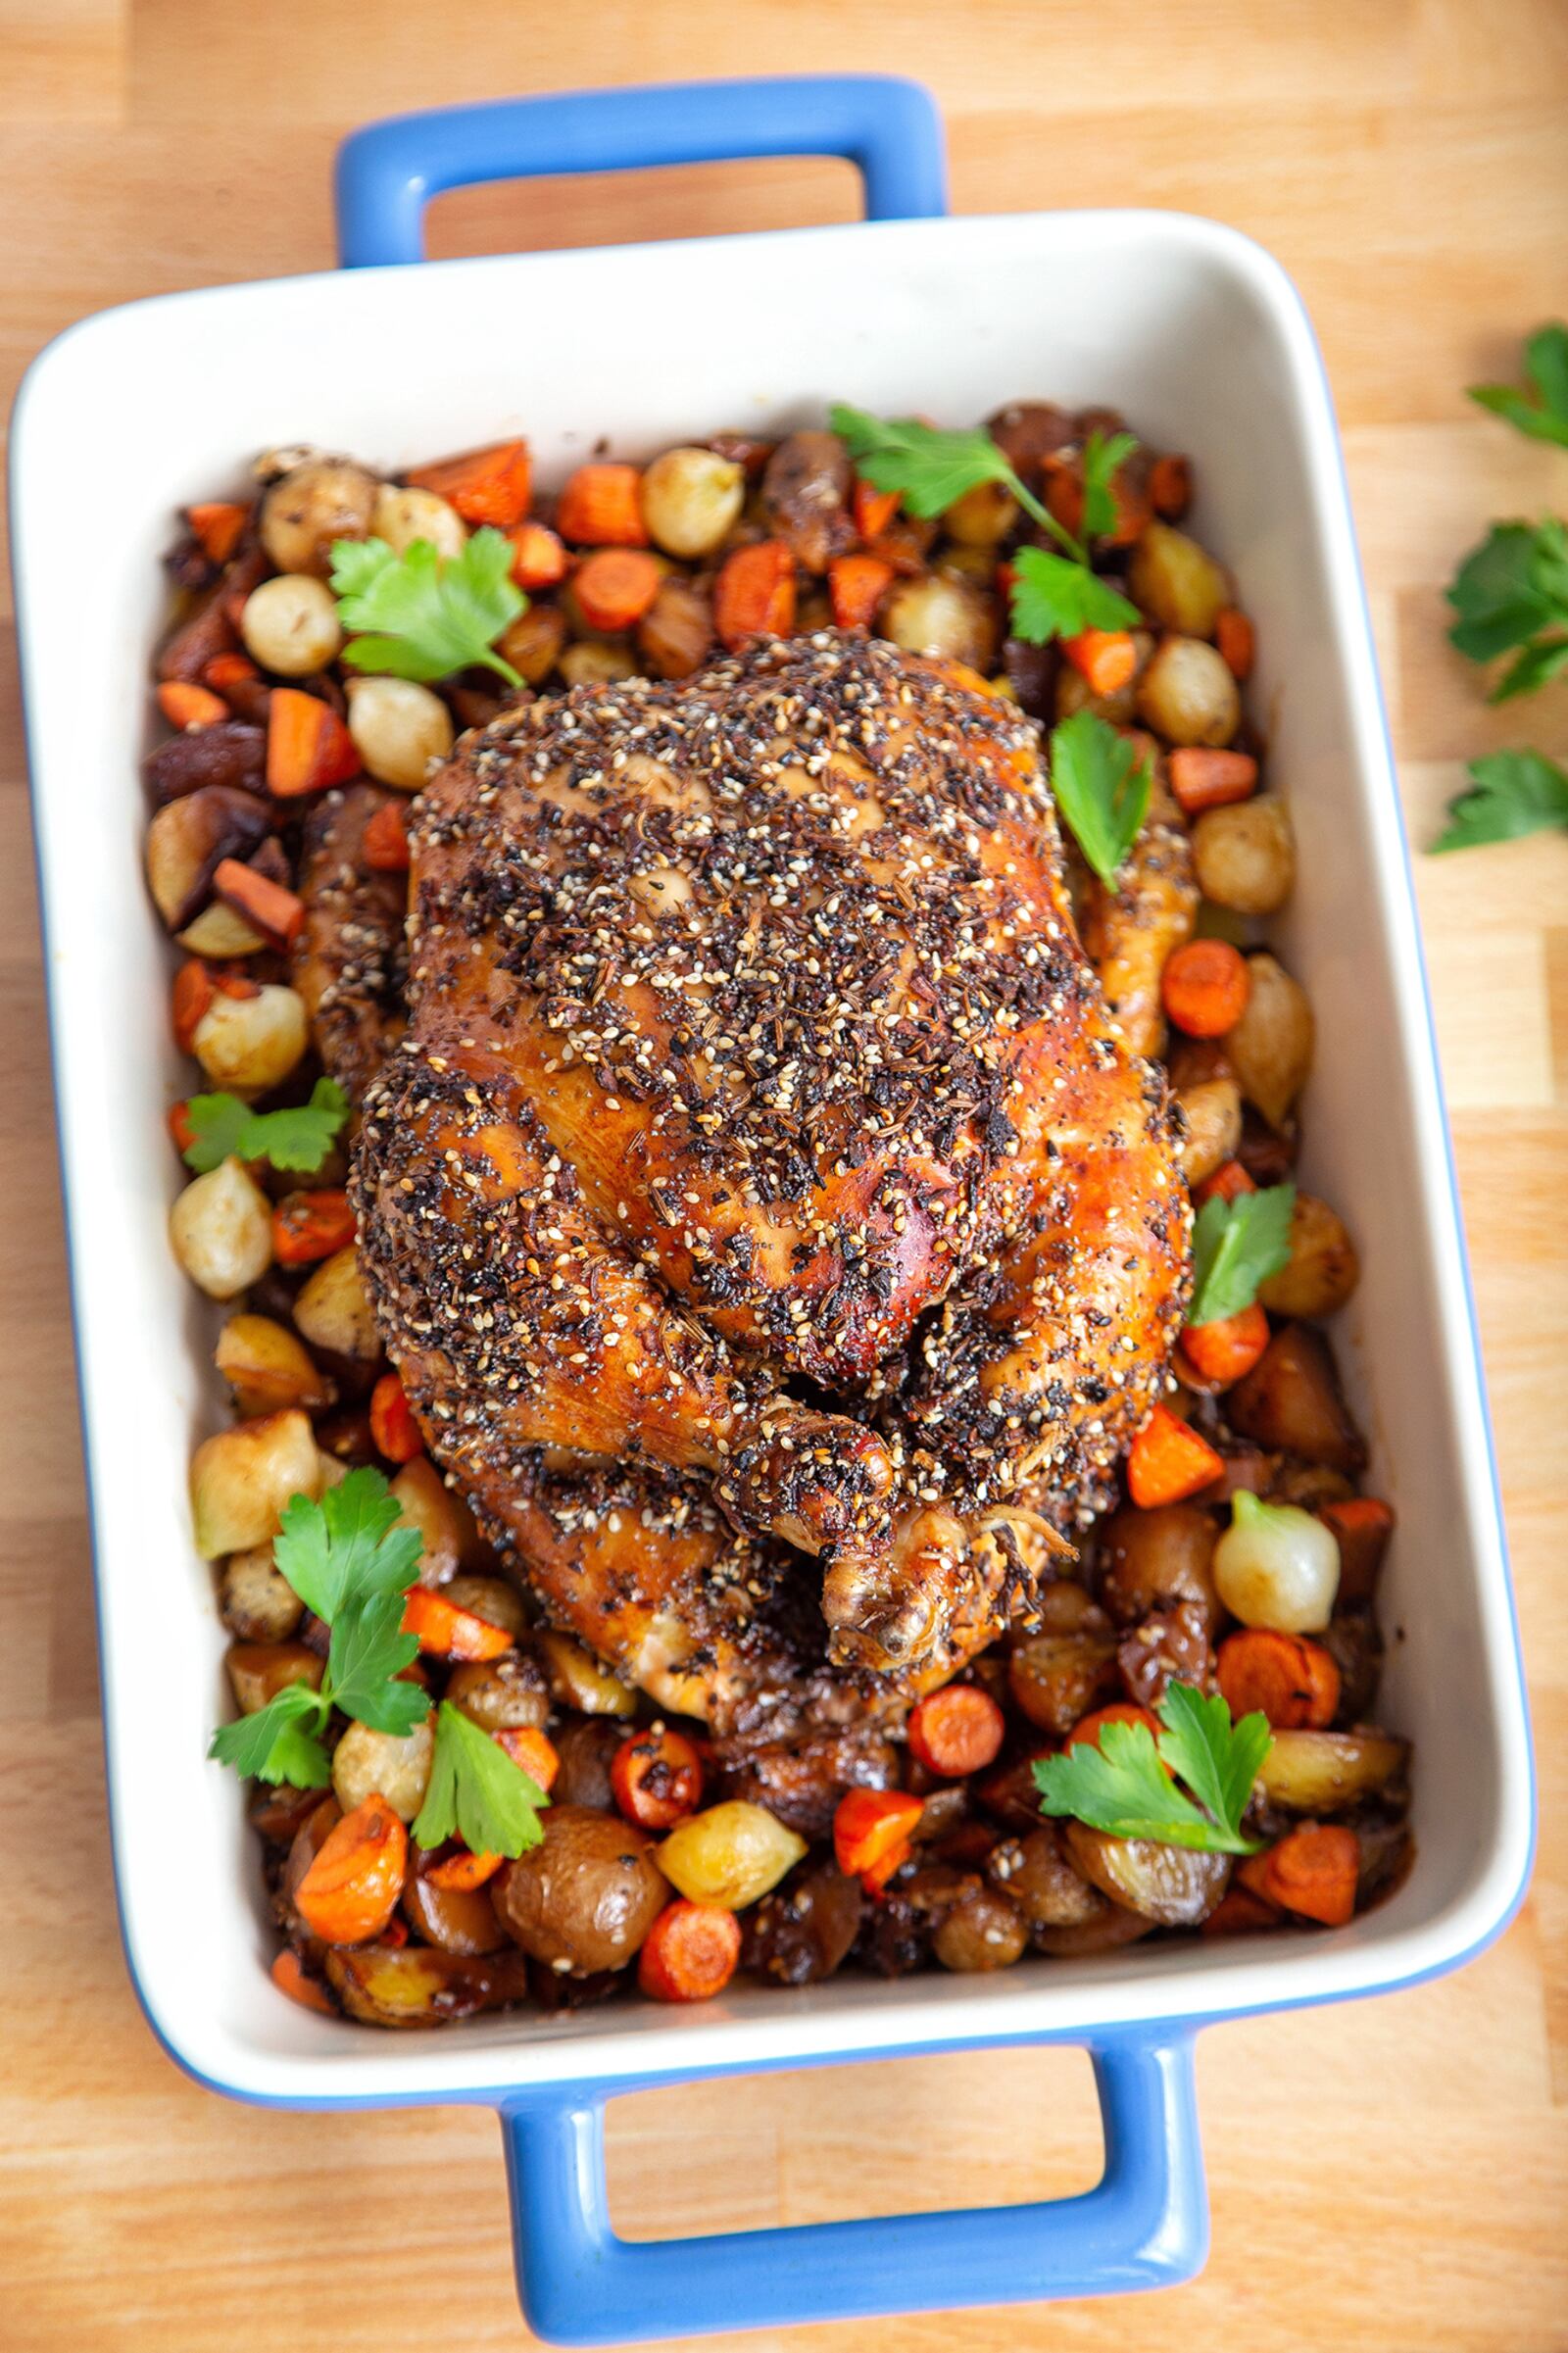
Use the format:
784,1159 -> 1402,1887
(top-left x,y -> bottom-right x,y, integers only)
10,74 -> 1534,2347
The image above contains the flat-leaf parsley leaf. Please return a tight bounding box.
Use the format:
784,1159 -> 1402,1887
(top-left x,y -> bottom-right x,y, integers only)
1446,518 -> 1568,703
1034,1682 -> 1271,1855
413,1699 -> 551,1860
1048,710 -> 1152,887
1469,322 -> 1568,450
1431,746 -> 1568,854
331,527 -> 525,687
1188,1181 -> 1296,1327
181,1076 -> 349,1175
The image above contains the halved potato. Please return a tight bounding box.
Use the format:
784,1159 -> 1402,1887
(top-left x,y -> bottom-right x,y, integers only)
1228,1323 -> 1366,1473
1256,1194 -> 1359,1321
331,1717 -> 435,1822
1255,1728 -> 1407,1813
391,1456 -> 483,1586
324,1941 -> 532,2027
293,1246 -> 381,1361
216,1312 -> 333,1416
1007,1630 -> 1117,1736
220,1542 -> 304,1642
190,1406 -> 321,1556
226,1639 -> 323,1715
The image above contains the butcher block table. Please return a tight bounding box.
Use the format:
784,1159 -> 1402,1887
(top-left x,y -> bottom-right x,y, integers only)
2,4 -> 1566,2346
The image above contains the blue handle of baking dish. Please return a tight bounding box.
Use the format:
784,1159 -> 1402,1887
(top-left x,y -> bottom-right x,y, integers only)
500,2028 -> 1206,2345
334,74 -> 949,267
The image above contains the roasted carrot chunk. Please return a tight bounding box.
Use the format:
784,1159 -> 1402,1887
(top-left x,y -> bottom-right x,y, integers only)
1180,1300 -> 1270,1387
369,1371 -> 422,1465
405,439 -> 532,528
637,1899 -> 742,2002
1065,1702 -> 1162,1754
361,799 -> 412,872
832,1788 -> 924,1886
828,553 -> 896,631
157,680 -> 228,731
172,957 -> 216,1052
1240,1823 -> 1358,1927
1127,1403 -> 1224,1507
493,1726 -> 560,1790
295,1795 -> 408,1945
1168,747 -> 1258,816
1148,455 -> 1192,518
203,650 -> 262,698
507,519 -> 568,590
425,1846 -> 505,1891
1215,607 -> 1255,680
1200,1886 -> 1279,1937
270,1947 -> 336,2012
213,857 -> 306,950
1318,1496 -> 1396,1604
555,463 -> 648,547
187,501 -> 250,564
1162,938 -> 1250,1038
1062,628 -> 1138,697
713,540 -> 796,650
402,1586 -> 514,1662
168,1100 -> 197,1155
1196,1158 -> 1255,1206
271,1190 -> 356,1266
611,1726 -> 705,1830
571,547 -> 663,634
1217,1629 -> 1341,1730
906,1685 -> 1005,1777
852,478 -> 901,539
266,687 -> 361,798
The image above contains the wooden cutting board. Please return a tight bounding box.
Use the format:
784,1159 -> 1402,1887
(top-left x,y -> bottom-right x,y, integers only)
1,4 -> 1565,2345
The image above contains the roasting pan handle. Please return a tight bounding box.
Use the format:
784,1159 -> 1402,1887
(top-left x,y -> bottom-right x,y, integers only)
498,2027 -> 1206,2345
334,75 -> 949,268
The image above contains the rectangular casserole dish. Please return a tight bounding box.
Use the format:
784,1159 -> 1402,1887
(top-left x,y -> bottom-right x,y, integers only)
10,74 -> 1535,2346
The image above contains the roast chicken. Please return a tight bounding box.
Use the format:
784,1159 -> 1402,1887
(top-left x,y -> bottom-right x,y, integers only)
349,632 -> 1190,1730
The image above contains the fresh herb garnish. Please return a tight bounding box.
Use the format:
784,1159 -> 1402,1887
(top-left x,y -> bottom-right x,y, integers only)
1431,746 -> 1568,854
1048,710 -> 1152,888
412,1699 -> 551,1860
330,526 -> 525,687
1468,322 -> 1568,450
209,1467 -> 427,1789
1446,518 -> 1568,703
1009,545 -> 1146,645
1034,1681 -> 1272,1855
1188,1180 -> 1296,1327
181,1076 -> 349,1176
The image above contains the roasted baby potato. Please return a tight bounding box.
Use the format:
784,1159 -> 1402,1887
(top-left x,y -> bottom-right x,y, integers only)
225,1639 -> 322,1716
1177,1075 -> 1244,1186
324,1941 -> 531,2027
493,1806 -> 666,1974
1098,1503 -> 1221,1632
1128,521 -> 1230,639
1007,1629 -> 1117,1736
190,1407 -> 320,1557
1192,798 -> 1296,916
657,1801 -> 807,1910
1256,1193 -> 1359,1320
216,1313 -> 334,1417
1136,635 -> 1239,746
1227,1323 -> 1366,1473
987,1826 -> 1105,1929
219,1542 -> 304,1642
261,457 -> 377,576
1227,953 -> 1314,1129
292,1246 -> 381,1362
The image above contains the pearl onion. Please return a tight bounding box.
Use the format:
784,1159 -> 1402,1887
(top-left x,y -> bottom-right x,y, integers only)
346,675 -> 455,790
1213,1492 -> 1340,1634
240,574 -> 343,676
371,483 -> 467,559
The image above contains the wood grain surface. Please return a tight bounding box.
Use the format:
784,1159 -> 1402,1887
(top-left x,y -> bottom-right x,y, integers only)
2,4 -> 1566,2346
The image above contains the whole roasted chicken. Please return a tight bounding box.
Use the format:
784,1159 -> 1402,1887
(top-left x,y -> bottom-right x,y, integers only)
351,632 -> 1189,1737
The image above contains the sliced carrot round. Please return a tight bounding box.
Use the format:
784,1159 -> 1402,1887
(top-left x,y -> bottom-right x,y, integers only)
270,1947 -> 336,2013
611,1725 -> 705,1830
1064,1702 -> 1161,1754
1216,1628 -> 1341,1730
1180,1299 -> 1270,1386
295,1795 -> 408,1945
572,547 -> 662,634
1161,939 -> 1250,1038
637,1899 -> 742,2002
272,1189 -> 357,1267
402,1586 -> 514,1662
906,1685 -> 1005,1778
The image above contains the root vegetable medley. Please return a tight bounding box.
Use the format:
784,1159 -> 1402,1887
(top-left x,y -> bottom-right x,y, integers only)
148,410 -> 1410,2030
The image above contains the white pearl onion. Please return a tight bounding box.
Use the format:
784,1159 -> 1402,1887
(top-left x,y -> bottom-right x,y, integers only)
346,675 -> 455,790
1213,1492 -> 1340,1634
371,483 -> 467,559
240,573 -> 343,676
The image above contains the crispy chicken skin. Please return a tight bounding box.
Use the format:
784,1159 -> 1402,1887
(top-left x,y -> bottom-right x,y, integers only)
290,781 -> 408,1102
352,633 -> 1189,1679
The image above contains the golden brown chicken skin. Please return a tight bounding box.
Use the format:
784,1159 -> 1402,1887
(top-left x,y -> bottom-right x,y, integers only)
352,632 -> 1189,1676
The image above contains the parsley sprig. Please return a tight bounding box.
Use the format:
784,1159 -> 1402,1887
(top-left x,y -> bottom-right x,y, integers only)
1049,710 -> 1152,887
1446,517 -> 1568,704
208,1468 -> 551,1857
1034,1682 -> 1272,1855
330,526 -> 525,687
1431,747 -> 1568,854
1468,322 -> 1568,450
1187,1180 -> 1296,1327
209,1468 -> 426,1789
180,1076 -> 349,1175
830,403 -> 1141,645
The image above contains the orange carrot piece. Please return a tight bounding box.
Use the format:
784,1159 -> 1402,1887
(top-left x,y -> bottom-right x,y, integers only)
555,463 -> 648,548
172,957 -> 216,1052
853,478 -> 901,539
401,1586 -> 514,1662
1240,1823 -> 1358,1927
611,1726 -> 705,1830
369,1371 -> 422,1465
713,540 -> 796,651
833,1788 -> 924,1882
203,651 -> 262,696
405,439 -> 532,528
637,1899 -> 742,2002
266,687 -> 361,798
1319,1496 -> 1396,1604
168,1100 -> 197,1155
271,1189 -> 356,1266
1200,1886 -> 1279,1937
1168,747 -> 1258,816
295,1795 -> 408,1945
493,1726 -> 561,1791
1162,938 -> 1250,1038
1043,452 -> 1148,548
1217,1629 -> 1341,1731
361,800 -> 411,872
906,1685 -> 1005,1777
1195,1158 -> 1255,1206
1062,627 -> 1138,696
1181,1300 -> 1270,1387
507,519 -> 568,590
157,679 -> 228,731
270,1947 -> 336,2013
212,966 -> 262,1001
1127,1403 -> 1224,1507
1148,455 -> 1192,518
1065,1702 -> 1162,1755
425,1846 -> 505,1891
213,857 -> 306,950
187,501 -> 250,564
571,547 -> 662,634
828,553 -> 896,631
1216,607 -> 1255,680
